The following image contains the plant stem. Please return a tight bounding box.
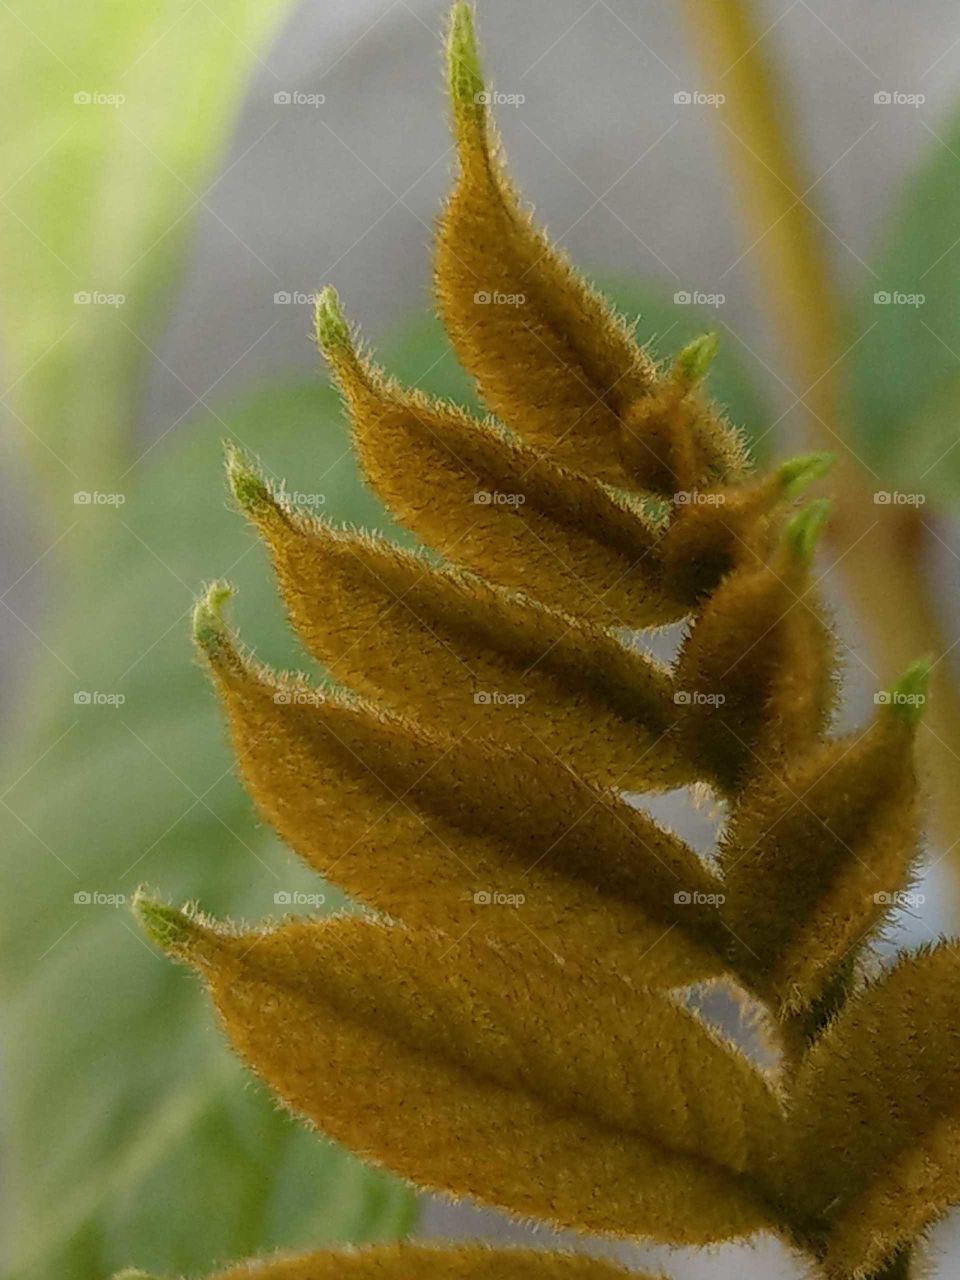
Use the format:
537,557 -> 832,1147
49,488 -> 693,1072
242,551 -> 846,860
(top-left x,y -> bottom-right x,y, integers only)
680,0 -> 960,862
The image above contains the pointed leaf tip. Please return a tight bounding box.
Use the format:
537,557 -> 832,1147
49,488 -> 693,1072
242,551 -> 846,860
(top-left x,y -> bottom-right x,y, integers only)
779,451 -> 836,497
225,446 -> 274,516
192,580 -> 234,656
882,656 -> 933,725
784,497 -> 831,564
676,332 -> 719,384
134,894 -> 198,955
447,3 -> 485,118
315,286 -> 350,353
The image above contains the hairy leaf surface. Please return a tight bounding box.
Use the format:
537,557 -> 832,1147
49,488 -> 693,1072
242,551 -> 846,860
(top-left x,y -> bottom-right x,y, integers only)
181,1242 -> 659,1280
672,505 -> 836,792
788,944 -> 960,1277
229,465 -> 697,791
721,697 -> 922,1015
437,6 -> 747,495
144,910 -> 783,1245
316,307 -> 682,629
196,617 -> 725,987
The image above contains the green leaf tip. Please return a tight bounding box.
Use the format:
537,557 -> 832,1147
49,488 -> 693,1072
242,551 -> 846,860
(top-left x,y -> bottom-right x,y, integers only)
447,3 -> 485,116
778,451 -> 836,497
882,656 -> 933,725
225,443 -> 274,516
192,580 -> 235,657
676,332 -> 719,384
314,285 -> 351,353
134,893 -> 199,955
784,497 -> 832,564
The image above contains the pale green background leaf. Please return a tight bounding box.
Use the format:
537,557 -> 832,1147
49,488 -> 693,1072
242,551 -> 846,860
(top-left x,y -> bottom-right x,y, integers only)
0,0 -> 296,490
846,113 -> 960,507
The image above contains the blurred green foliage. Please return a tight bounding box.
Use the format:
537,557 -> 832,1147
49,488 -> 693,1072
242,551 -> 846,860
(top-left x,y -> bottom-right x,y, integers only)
848,115 -> 960,506
0,0 -> 294,487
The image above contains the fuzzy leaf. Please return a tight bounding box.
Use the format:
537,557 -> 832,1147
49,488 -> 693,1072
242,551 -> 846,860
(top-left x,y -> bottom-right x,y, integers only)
315,291 -> 678,629
787,943 -> 960,1278
139,1242 -> 659,1280
437,6 -> 747,495
139,909 -> 783,1245
228,452 -> 696,792
721,671 -> 925,1017
385,279 -> 774,463
315,293 -> 817,631
614,348 -> 750,498
671,501 -> 836,792
194,598 -> 726,987
659,452 -> 834,606
184,1246 -> 653,1279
